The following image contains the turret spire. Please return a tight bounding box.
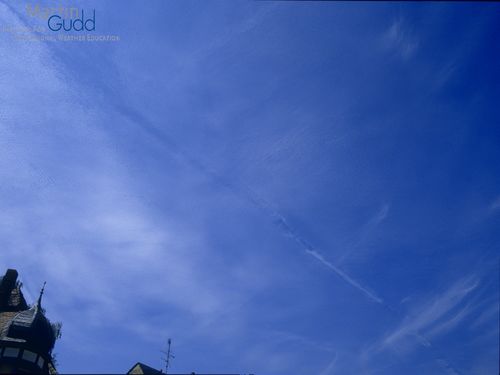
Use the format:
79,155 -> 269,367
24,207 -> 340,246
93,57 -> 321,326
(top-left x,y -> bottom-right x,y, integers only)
37,281 -> 46,309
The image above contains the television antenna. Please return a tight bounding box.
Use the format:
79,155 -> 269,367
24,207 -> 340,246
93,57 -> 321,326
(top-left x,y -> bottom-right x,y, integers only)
161,338 -> 175,374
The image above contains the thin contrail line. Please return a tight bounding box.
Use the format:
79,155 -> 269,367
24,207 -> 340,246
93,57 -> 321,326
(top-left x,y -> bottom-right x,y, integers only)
243,190 -> 384,303
305,249 -> 383,304
110,100 -> 384,305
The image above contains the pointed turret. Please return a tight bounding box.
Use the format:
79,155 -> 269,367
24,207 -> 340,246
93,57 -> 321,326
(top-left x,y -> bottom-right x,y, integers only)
0,269 -> 58,374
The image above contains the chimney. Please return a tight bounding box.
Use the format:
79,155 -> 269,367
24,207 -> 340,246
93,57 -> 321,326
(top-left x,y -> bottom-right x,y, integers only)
0,269 -> 18,307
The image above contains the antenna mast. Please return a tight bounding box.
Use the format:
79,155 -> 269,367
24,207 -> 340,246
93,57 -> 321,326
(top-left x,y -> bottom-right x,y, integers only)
161,338 -> 175,374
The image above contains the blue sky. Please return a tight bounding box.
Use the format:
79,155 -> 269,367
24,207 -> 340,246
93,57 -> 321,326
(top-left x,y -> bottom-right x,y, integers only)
0,1 -> 498,374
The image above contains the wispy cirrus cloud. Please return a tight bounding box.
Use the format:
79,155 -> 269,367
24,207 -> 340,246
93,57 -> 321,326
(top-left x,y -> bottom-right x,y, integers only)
337,203 -> 390,264
358,275 -> 483,375
318,353 -> 337,375
490,195 -> 500,211
381,275 -> 479,348
470,302 -> 499,329
382,17 -> 419,60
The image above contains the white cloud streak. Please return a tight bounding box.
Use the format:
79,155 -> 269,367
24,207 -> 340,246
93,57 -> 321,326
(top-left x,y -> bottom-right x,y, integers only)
305,249 -> 383,304
382,17 -> 419,60
337,203 -> 390,264
359,275 -> 481,375
382,276 -> 478,347
247,191 -> 384,304
490,195 -> 500,211
319,353 -> 337,375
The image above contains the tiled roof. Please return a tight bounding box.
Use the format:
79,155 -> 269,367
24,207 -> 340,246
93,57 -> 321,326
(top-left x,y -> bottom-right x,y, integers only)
0,307 -> 39,340
0,285 -> 29,339
10,305 -> 37,328
0,311 -> 18,337
5,304 -> 56,354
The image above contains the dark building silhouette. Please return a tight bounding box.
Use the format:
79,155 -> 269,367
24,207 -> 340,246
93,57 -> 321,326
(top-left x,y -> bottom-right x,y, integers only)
0,269 -> 57,374
0,269 -> 231,374
126,362 -> 162,374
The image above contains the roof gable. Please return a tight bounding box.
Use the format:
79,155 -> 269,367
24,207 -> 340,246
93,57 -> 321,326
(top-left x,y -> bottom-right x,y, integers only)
127,362 -> 162,374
